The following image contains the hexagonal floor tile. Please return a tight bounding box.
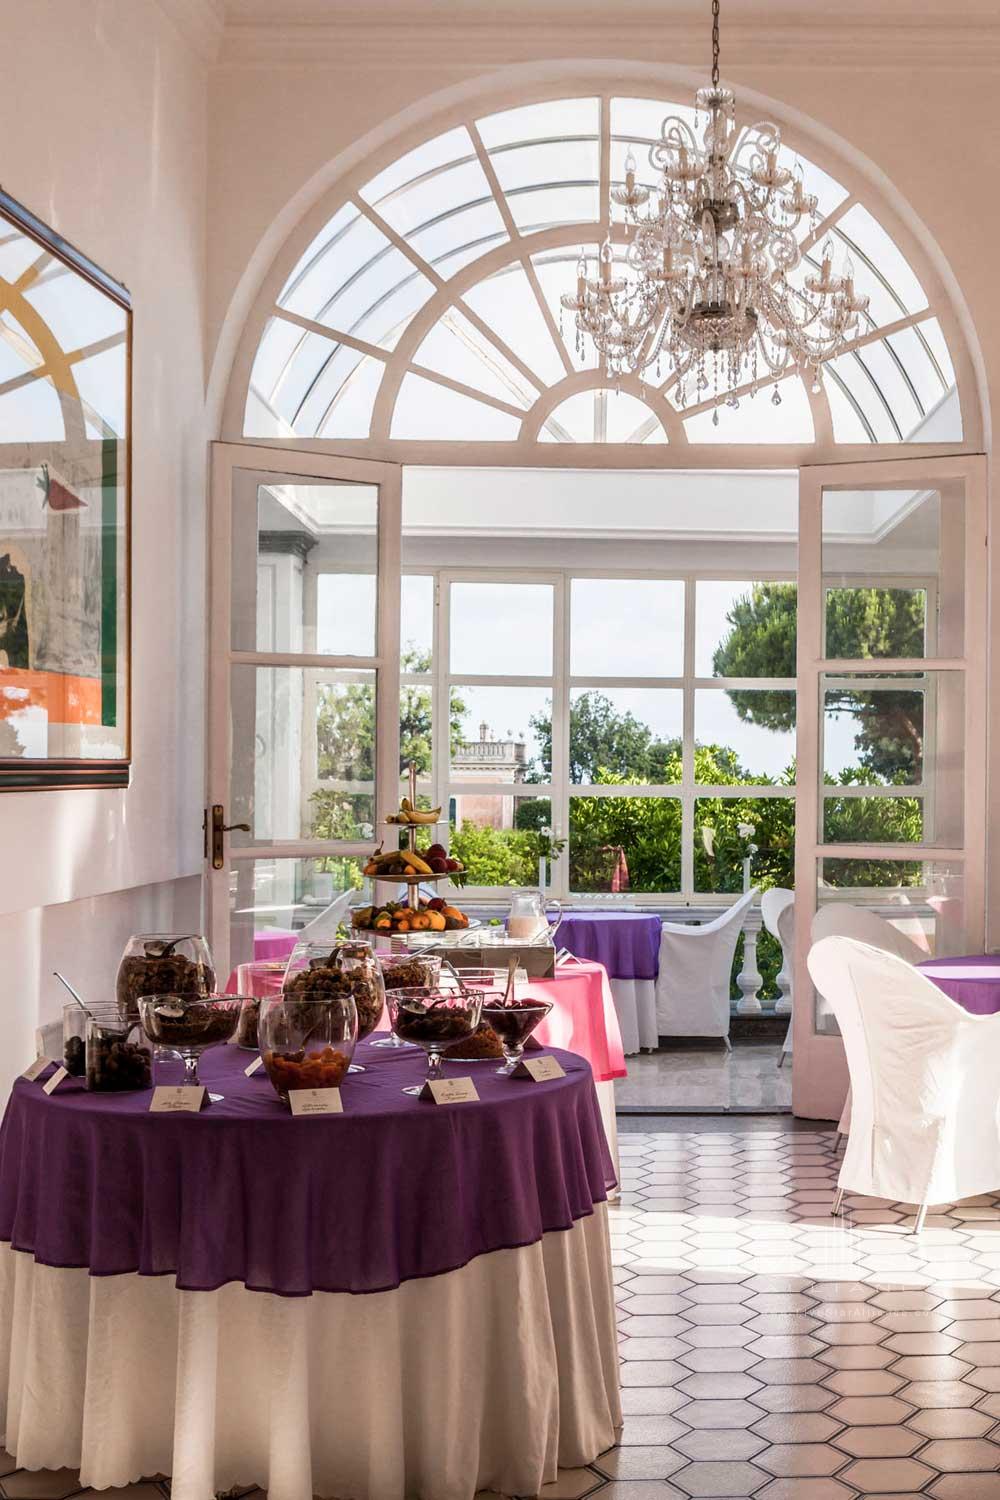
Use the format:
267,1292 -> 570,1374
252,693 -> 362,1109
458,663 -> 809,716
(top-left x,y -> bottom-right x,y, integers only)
823,1369 -> 905,1396
755,1480 -> 858,1500
756,1442 -> 846,1477
672,1398 -> 763,1430
751,1412 -> 842,1444
669,1460 -> 769,1497
672,1429 -> 766,1463
919,1437 -> 1000,1471
750,1384 -> 837,1414
907,1405 -> 996,1437
839,1457 -> 936,1493
832,1425 -> 924,1458
929,1478 -> 1000,1500
593,1447 -> 686,1482
827,1395 -> 914,1426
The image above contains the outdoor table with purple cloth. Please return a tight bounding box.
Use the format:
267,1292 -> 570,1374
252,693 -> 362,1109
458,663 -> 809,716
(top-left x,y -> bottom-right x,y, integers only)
556,910 -> 662,979
0,1041 -> 620,1498
556,911 -> 662,1054
0,1038 -> 615,1296
920,954 -> 1000,1015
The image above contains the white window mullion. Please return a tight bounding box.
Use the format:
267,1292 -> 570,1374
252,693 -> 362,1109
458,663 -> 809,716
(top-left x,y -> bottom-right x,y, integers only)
681,577 -> 697,899
551,572 -> 570,901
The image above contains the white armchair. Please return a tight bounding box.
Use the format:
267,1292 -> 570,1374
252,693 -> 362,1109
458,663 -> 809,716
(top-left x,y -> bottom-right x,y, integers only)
811,901 -> 925,962
811,903 -> 925,1145
761,888 -> 794,1067
807,935 -> 1000,1232
656,887 -> 759,1044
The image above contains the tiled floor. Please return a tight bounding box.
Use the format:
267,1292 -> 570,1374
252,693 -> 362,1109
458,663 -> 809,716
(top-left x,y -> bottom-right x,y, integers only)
615,1042 -> 792,1112
8,1126 -> 1000,1498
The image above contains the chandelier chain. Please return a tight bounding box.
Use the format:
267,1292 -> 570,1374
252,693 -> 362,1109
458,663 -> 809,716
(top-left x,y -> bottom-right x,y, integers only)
711,0 -> 720,88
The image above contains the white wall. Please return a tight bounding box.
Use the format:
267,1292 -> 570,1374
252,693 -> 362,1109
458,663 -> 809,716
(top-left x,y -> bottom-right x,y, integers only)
0,0 -> 210,1094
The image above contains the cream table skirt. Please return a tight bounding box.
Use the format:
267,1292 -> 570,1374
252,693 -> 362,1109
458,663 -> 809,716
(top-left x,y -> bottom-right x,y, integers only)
0,1207 -> 620,1500
609,977 -> 659,1055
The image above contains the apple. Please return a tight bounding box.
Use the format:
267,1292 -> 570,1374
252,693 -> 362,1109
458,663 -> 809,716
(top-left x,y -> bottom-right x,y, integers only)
445,858 -> 462,872
427,897 -> 446,911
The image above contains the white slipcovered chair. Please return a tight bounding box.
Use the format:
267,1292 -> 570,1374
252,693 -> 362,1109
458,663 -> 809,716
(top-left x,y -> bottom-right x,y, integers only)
655,887 -> 759,1045
807,935 -> 1000,1232
761,887 -> 794,1067
811,903 -> 925,1146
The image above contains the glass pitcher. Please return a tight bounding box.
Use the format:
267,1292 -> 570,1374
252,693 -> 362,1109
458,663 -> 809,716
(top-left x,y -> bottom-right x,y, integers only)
506,890 -> 563,944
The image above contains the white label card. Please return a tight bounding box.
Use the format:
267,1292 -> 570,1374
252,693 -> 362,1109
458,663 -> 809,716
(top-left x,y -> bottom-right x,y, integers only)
289,1088 -> 343,1116
149,1086 -> 207,1114
420,1076 -> 480,1104
21,1057 -> 50,1083
244,1056 -> 264,1077
512,1056 -> 566,1082
42,1066 -> 70,1095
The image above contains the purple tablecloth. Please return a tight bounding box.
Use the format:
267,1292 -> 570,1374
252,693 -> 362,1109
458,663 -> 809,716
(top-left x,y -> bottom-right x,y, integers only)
557,912 -> 662,981
920,955 -> 1000,1016
0,1040 -> 613,1299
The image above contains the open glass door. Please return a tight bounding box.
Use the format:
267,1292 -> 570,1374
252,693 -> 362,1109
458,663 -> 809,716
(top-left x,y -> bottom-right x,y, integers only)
207,443 -> 401,980
793,456 -> 987,1119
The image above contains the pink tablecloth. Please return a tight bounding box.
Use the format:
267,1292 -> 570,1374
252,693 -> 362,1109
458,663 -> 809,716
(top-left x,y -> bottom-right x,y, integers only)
253,928 -> 299,962
526,960 -> 627,1084
227,955 -> 627,1085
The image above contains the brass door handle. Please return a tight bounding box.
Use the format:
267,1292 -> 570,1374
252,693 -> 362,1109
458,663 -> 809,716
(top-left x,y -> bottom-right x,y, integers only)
207,805 -> 251,870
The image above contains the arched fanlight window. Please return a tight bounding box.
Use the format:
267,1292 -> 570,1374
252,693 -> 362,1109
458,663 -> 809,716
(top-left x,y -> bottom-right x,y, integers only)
241,94 -> 965,449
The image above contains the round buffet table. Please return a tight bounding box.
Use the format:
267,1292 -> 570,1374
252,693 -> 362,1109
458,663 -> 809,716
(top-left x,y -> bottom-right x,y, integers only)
556,911 -> 662,1054
919,954 -> 1000,1015
0,1041 -> 620,1500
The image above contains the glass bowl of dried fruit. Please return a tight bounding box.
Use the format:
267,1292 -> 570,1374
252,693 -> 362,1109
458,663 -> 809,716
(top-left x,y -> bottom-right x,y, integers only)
258,995 -> 358,1105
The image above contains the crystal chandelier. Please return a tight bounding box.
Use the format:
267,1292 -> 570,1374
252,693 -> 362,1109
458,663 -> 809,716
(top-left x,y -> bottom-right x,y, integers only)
561,0 -> 869,415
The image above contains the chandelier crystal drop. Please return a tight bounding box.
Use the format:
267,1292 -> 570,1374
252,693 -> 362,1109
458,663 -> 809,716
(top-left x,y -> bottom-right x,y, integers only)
561,0 -> 869,408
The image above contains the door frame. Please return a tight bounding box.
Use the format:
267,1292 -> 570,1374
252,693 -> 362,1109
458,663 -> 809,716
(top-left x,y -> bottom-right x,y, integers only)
207,441 -> 402,978
792,453 -> 988,1120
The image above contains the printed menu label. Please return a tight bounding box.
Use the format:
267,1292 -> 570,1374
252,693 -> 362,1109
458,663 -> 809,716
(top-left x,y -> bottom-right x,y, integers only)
150,1086 -> 207,1113
420,1076 -> 480,1104
21,1057 -> 50,1083
513,1056 -> 566,1082
42,1066 -> 70,1095
244,1056 -> 264,1076
289,1088 -> 343,1116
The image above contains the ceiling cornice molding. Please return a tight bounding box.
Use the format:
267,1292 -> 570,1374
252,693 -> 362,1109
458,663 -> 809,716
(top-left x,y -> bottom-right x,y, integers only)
156,0 -> 226,62
217,13 -> 1000,70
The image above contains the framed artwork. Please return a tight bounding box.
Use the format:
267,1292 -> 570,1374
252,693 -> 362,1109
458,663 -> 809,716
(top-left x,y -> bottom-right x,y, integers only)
0,188 -> 130,789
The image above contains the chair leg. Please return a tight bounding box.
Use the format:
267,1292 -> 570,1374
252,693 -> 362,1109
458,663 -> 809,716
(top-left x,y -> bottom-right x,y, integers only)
723,1036 -> 732,1052
832,1187 -> 845,1216
914,1203 -> 928,1235
777,1051 -> 786,1068
833,1132 -> 842,1152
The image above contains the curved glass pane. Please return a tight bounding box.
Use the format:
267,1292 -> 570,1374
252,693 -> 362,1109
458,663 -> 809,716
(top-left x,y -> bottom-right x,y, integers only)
390,373 -> 521,440
244,93 -> 964,446
683,377 -> 815,443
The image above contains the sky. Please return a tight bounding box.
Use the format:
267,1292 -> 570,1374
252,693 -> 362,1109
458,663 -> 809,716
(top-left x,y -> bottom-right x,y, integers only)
313,573 -> 869,782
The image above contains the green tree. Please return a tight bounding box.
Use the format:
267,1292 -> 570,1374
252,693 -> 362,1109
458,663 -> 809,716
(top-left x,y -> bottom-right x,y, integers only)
712,582 -> 925,782
530,691 -> 682,785
312,646 -> 467,839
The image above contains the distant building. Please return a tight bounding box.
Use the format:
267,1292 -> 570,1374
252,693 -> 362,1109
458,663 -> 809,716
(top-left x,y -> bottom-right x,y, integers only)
451,721 -> 527,830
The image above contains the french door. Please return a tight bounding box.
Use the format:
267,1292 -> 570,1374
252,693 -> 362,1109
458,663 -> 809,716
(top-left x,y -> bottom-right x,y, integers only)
792,455 -> 987,1119
206,443 -> 401,979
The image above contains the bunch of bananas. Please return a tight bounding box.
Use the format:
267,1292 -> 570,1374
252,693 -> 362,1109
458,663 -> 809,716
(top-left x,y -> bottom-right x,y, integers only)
386,797 -> 443,826
362,845 -> 434,879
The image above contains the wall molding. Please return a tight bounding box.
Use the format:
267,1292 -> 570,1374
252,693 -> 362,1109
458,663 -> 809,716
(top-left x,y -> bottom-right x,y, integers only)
217,11 -> 1000,70
155,0 -> 226,61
